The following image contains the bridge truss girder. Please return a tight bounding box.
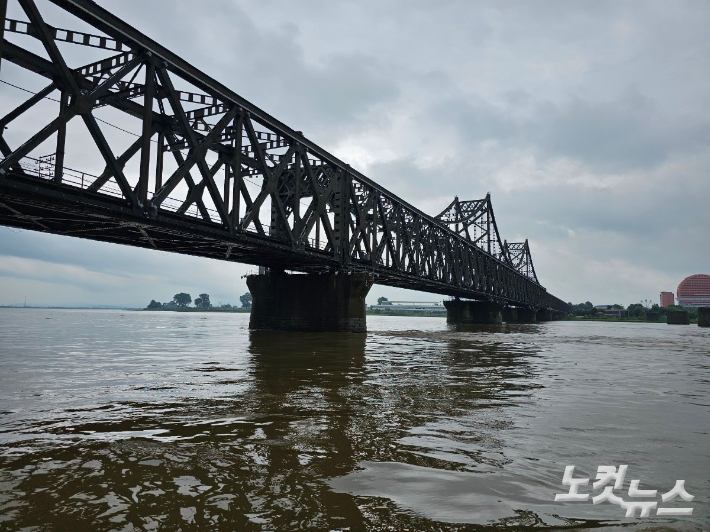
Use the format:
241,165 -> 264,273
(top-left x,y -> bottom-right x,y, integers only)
0,0 -> 569,312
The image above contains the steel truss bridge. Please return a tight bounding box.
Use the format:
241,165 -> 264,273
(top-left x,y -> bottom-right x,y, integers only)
0,0 -> 568,312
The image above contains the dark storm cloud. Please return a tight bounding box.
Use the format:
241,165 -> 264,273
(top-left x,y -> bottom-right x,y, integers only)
430,96 -> 517,146
530,90 -> 710,173
103,0 -> 401,141
413,86 -> 710,175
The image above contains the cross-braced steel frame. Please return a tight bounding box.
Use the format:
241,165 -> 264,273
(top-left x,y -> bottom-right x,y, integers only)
0,0 -> 569,312
435,195 -> 539,283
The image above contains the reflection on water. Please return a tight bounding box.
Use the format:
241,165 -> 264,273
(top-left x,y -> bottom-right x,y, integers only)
0,309 -> 707,530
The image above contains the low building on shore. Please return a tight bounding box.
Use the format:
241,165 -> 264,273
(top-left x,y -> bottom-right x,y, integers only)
369,301 -> 446,315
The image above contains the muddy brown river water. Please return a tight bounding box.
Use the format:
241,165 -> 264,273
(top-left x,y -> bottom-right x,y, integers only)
0,309 -> 707,530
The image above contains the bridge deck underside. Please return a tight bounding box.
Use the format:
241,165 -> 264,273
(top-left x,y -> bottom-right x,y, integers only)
1,171 -> 537,302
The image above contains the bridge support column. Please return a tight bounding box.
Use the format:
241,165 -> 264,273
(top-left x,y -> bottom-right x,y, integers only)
667,310 -> 689,325
518,307 -> 538,323
537,308 -> 551,322
444,299 -> 503,324
503,307 -> 537,323
502,307 -> 518,323
698,307 -> 710,327
246,272 -> 373,332
503,307 -> 538,323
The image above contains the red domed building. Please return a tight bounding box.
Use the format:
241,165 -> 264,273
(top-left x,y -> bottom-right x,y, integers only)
676,274 -> 710,307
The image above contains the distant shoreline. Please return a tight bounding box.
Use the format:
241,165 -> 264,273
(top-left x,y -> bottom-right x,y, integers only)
1,307 -> 699,324
0,305 -> 140,310
0,305 -> 251,313
564,316 -> 699,324
143,307 -> 250,313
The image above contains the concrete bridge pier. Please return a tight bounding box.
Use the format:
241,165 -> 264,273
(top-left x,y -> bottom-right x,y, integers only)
444,299 -> 503,324
502,306 -> 538,323
502,307 -> 518,323
246,272 -> 373,332
667,310 -> 690,325
699,307 -> 710,327
518,307 -> 538,323
536,308 -> 551,322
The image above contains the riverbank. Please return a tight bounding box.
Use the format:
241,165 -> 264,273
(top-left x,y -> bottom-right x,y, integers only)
0,305 -> 140,310
564,315 -> 699,324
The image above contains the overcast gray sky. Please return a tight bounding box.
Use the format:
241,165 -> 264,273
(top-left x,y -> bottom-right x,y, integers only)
1,0 -> 708,308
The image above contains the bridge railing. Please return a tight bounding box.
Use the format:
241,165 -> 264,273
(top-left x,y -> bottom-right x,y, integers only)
10,153 -> 334,253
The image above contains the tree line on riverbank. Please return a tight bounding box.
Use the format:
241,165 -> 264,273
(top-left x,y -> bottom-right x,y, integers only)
145,292 -> 252,311
567,301 -> 699,321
